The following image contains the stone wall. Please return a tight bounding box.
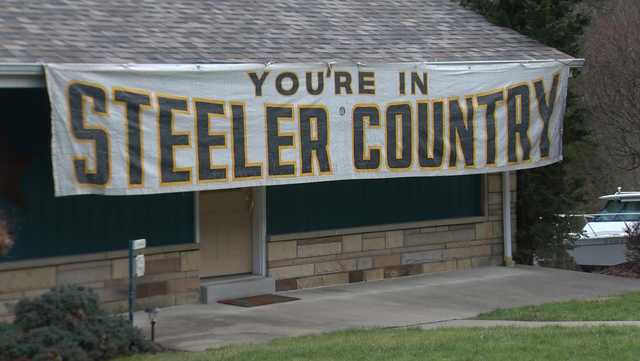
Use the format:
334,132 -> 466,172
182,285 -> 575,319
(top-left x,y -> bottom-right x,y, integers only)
268,174 -> 516,291
0,244 -> 200,322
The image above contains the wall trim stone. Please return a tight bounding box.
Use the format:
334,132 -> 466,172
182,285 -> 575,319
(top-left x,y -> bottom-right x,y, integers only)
0,243 -> 199,272
269,216 -> 488,242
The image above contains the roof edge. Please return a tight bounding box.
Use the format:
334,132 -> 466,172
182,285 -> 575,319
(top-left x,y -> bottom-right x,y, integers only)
422,58 -> 584,67
0,59 -> 585,89
0,63 -> 45,88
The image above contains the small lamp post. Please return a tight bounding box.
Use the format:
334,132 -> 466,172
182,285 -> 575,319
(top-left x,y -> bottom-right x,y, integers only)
144,307 -> 160,342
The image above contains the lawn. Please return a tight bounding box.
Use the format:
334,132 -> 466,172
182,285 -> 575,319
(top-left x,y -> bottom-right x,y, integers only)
116,327 -> 640,361
477,291 -> 640,321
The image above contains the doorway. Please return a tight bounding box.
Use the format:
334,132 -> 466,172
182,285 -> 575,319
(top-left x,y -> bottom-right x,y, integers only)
198,188 -> 253,278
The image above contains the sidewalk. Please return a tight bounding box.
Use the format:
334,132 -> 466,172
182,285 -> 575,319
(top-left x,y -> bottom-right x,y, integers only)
134,266 -> 640,351
419,319 -> 640,329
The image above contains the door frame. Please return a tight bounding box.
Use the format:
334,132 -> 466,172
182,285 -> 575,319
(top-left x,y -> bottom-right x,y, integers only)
194,187 -> 267,277
251,187 -> 268,276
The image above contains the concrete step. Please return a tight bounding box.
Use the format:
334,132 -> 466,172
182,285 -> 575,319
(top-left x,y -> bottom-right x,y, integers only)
200,274 -> 275,304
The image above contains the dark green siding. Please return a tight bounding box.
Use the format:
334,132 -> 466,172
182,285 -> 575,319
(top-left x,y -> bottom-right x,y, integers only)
0,89 -> 194,262
267,175 -> 483,235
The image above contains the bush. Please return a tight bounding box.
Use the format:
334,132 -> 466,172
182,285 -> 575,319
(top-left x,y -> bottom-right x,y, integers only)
0,285 -> 155,361
14,284 -> 100,330
625,222 -> 640,262
0,323 -> 22,361
75,315 -> 153,360
21,326 -> 90,361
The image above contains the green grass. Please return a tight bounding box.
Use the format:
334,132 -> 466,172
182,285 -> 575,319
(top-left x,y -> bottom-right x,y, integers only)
477,292 -> 640,321
115,327 -> 640,361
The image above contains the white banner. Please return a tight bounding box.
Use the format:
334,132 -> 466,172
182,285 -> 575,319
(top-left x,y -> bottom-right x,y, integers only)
45,62 -> 569,196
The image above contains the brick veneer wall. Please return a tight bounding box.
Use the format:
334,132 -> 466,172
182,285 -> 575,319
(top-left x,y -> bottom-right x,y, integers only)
268,174 -> 516,291
0,244 -> 200,322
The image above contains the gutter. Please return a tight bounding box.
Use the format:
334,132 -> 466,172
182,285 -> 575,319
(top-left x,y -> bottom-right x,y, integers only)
0,63 -> 45,88
0,59 -> 585,89
422,58 -> 585,68
502,172 -> 514,266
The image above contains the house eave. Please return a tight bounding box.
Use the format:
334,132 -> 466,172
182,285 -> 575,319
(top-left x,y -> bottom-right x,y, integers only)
0,63 -> 45,88
0,58 -> 585,89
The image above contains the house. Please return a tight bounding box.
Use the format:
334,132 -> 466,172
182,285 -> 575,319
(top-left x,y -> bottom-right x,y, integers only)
0,0 -> 582,320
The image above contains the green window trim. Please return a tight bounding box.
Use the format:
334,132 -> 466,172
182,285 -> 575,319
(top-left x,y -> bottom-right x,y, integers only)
0,89 -> 195,262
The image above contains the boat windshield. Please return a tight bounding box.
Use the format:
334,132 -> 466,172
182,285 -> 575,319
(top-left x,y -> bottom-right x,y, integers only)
592,200 -> 640,222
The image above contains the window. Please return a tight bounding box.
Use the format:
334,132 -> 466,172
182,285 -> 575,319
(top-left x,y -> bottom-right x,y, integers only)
267,175 -> 483,235
593,200 -> 640,222
0,89 -> 194,262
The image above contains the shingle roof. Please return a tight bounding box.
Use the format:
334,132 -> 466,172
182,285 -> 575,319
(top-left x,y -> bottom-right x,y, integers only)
0,0 -> 573,64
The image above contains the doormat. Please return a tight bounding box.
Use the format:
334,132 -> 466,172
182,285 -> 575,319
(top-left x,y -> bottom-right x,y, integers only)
218,294 -> 300,307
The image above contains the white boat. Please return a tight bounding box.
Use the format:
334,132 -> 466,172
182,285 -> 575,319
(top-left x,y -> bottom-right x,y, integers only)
569,189 -> 640,268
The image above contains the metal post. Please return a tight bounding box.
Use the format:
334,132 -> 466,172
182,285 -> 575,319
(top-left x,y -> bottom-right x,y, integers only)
128,240 -> 135,323
502,172 -> 514,266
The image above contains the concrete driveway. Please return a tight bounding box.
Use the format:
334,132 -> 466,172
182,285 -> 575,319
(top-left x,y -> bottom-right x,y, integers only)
133,266 -> 640,351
